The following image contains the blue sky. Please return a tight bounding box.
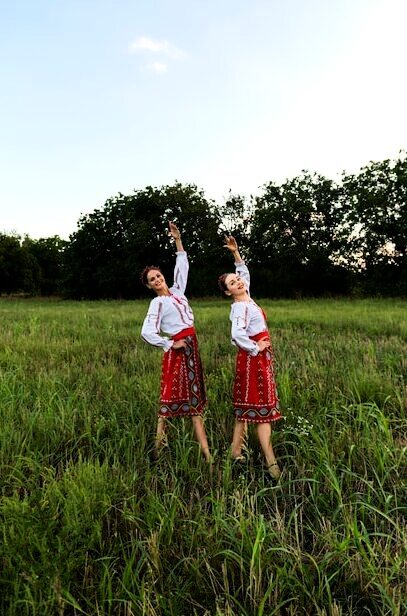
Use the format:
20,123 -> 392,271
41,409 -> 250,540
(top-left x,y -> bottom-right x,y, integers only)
1,0 -> 406,239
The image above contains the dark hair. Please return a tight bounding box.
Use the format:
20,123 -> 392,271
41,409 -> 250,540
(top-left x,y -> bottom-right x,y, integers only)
218,273 -> 231,294
140,265 -> 163,286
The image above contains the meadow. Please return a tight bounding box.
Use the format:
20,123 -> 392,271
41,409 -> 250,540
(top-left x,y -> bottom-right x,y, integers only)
0,298 -> 405,616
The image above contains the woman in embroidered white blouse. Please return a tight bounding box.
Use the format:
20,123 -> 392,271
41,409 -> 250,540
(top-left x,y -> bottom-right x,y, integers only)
219,236 -> 282,479
141,222 -> 211,463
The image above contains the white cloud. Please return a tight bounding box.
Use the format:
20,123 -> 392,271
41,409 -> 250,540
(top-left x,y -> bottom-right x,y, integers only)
129,36 -> 165,53
150,61 -> 167,74
128,36 -> 185,59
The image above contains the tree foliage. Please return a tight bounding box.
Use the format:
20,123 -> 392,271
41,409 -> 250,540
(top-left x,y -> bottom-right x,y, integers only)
217,192 -> 253,255
64,183 -> 226,298
23,236 -> 67,295
2,154 -> 406,298
248,173 -> 351,296
0,234 -> 33,294
342,155 -> 407,294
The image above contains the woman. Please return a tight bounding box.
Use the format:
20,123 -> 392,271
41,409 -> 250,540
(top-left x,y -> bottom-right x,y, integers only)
218,236 -> 282,478
141,222 -> 211,463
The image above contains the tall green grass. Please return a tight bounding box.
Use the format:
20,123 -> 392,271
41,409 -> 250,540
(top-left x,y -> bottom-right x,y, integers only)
0,298 -> 405,615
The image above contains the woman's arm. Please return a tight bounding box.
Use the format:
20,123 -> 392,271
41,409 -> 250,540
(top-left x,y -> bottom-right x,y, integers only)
169,221 -> 189,295
231,304 -> 270,355
224,235 -> 243,263
224,235 -> 250,291
231,304 -> 259,355
169,221 -> 184,252
141,298 -> 174,351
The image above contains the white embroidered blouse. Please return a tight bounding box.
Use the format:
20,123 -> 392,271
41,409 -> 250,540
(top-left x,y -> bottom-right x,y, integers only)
141,251 -> 194,351
230,262 -> 267,356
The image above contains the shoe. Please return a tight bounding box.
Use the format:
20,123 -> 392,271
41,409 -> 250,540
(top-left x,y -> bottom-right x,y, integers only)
267,462 -> 281,480
231,454 -> 249,479
232,455 -> 247,464
148,446 -> 164,466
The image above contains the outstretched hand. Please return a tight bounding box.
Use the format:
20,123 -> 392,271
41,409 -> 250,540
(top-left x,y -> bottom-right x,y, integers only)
223,235 -> 238,252
168,221 -> 181,240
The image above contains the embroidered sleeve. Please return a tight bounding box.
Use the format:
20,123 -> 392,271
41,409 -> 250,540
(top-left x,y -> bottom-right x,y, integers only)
141,298 -> 173,352
235,261 -> 250,295
230,303 -> 259,356
171,251 -> 189,296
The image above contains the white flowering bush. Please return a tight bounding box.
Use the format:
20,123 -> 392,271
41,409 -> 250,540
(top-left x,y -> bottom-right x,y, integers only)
283,411 -> 314,437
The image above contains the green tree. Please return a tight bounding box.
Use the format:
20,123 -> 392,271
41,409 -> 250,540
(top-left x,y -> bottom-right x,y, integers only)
0,233 -> 39,294
249,173 -> 351,296
218,192 -> 253,254
23,236 -> 67,295
64,183 -> 225,299
342,154 -> 407,294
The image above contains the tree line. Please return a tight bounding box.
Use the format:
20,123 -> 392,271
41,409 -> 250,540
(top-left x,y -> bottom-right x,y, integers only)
1,154 -> 406,298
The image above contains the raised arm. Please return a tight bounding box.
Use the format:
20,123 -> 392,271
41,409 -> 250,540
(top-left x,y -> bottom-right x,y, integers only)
169,221 -> 184,252
169,221 -> 189,295
224,235 -> 250,291
224,235 -> 243,263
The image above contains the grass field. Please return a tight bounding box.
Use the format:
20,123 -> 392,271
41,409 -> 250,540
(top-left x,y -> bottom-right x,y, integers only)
0,298 -> 406,616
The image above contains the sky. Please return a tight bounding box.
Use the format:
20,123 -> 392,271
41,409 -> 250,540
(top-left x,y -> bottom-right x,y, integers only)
1,0 -> 407,239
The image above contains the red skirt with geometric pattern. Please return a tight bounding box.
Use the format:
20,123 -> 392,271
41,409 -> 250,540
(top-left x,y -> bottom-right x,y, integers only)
159,327 -> 207,418
233,331 -> 282,423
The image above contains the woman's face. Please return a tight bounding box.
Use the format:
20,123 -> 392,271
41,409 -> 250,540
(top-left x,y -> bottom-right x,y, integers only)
147,269 -> 167,293
224,273 -> 246,297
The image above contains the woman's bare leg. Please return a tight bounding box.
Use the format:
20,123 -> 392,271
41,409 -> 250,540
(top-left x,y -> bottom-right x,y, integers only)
155,417 -> 167,453
191,416 -> 211,461
256,423 -> 281,478
231,420 -> 247,459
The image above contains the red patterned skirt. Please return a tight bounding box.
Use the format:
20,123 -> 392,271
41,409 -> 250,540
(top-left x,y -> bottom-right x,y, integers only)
159,327 -> 207,418
233,331 -> 282,423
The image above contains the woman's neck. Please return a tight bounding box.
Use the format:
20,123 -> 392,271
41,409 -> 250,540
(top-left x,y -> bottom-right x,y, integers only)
234,292 -> 251,302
